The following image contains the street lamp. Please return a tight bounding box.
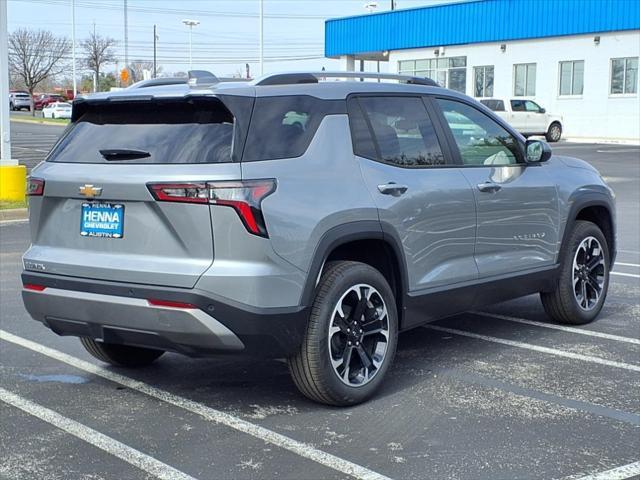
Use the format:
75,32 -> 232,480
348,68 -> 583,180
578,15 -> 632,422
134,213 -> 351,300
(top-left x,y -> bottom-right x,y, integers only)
181,19 -> 200,70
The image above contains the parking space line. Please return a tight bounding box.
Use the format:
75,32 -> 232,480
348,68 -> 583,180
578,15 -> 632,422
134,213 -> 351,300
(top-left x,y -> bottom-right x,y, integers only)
616,262 -> 640,268
572,460 -> 640,480
472,312 -> 640,345
443,369 -> 640,426
612,271 -> 640,278
0,330 -> 392,480
0,387 -> 197,480
424,325 -> 640,372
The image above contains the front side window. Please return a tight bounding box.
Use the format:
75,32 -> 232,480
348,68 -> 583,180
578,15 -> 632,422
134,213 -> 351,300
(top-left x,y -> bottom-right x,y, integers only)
356,96 -> 445,167
398,56 -> 467,93
514,63 -> 536,96
436,98 -> 522,166
474,65 -> 494,97
611,57 -> 638,94
524,100 -> 542,112
559,60 -> 584,96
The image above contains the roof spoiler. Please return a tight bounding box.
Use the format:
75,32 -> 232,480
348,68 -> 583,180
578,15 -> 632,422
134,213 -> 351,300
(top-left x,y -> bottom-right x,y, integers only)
253,71 -> 438,87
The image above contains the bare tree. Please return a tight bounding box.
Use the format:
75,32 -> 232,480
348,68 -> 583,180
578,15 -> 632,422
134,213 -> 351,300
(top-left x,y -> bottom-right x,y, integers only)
81,32 -> 116,92
129,60 -> 161,83
8,28 -> 71,114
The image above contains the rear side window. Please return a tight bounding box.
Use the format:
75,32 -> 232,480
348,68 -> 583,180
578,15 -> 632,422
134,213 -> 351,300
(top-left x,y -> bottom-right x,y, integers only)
48,98 -> 235,164
347,99 -> 377,160
356,96 -> 445,167
243,95 -> 340,161
480,99 -> 505,111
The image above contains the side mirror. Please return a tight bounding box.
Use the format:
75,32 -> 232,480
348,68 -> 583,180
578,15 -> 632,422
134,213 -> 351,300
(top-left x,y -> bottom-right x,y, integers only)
539,107 -> 546,114
525,139 -> 552,163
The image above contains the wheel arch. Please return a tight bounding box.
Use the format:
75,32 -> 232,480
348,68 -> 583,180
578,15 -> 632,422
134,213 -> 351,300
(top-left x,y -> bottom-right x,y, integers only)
300,221 -> 408,326
561,194 -> 616,267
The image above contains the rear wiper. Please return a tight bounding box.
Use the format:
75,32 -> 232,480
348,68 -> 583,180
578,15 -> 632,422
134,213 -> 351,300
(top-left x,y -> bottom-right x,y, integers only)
99,148 -> 150,161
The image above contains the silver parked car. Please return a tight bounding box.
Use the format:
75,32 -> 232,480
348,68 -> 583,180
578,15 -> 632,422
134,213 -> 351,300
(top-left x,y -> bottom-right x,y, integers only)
9,91 -> 31,111
22,71 -> 616,405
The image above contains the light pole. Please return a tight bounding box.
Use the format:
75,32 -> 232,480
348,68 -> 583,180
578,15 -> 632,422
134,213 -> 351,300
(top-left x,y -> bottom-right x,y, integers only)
71,0 -> 77,98
259,0 -> 264,77
182,19 -> 199,70
1,0 -> 26,203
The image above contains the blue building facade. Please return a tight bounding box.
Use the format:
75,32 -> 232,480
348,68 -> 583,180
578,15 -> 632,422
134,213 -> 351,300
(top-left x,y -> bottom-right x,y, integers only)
325,0 -> 640,57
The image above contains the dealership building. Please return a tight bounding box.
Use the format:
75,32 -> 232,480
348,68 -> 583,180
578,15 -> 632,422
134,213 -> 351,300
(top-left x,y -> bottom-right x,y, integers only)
325,0 -> 640,141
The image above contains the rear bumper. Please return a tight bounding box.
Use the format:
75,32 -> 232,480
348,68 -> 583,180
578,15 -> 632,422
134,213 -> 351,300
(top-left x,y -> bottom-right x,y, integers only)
21,272 -> 309,358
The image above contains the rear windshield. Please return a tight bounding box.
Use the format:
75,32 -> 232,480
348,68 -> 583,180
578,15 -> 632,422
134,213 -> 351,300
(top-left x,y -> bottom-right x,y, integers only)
48,98 -> 234,164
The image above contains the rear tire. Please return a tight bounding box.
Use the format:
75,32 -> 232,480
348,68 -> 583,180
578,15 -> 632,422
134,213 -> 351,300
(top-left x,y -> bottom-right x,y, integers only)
541,220 -> 610,325
288,261 -> 398,406
80,338 -> 164,367
546,122 -> 562,142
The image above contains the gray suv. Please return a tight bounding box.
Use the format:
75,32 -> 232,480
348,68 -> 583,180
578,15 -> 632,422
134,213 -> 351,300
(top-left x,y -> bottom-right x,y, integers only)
22,71 -> 616,406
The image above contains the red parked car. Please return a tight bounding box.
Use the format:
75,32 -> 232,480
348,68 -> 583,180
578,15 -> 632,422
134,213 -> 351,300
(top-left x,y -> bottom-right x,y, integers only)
33,94 -> 66,110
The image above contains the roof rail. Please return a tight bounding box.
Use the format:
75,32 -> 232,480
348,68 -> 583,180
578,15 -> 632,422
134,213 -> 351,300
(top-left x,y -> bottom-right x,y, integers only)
188,70 -> 219,86
253,71 -> 438,87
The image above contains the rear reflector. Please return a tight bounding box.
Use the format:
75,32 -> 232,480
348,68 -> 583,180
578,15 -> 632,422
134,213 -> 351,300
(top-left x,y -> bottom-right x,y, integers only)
147,179 -> 276,237
23,284 -> 47,291
27,178 -> 45,196
147,298 -> 198,309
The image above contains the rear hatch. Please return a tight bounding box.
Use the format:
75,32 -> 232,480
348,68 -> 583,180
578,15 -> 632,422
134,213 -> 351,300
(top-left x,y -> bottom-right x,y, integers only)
24,95 -> 250,288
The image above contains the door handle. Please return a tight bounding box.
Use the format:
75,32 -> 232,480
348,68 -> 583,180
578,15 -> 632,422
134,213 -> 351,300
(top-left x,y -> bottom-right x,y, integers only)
377,183 -> 408,196
477,182 -> 502,193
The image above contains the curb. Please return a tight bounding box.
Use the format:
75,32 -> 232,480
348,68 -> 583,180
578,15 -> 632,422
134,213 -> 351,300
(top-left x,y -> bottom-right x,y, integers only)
562,137 -> 640,146
10,118 -> 69,127
0,208 -> 28,222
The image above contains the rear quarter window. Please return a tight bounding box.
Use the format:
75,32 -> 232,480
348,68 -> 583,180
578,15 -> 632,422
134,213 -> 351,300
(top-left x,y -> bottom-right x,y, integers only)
242,95 -> 343,161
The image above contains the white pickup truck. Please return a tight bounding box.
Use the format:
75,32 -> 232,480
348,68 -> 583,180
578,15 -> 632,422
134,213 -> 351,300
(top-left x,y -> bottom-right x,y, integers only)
480,98 -> 563,142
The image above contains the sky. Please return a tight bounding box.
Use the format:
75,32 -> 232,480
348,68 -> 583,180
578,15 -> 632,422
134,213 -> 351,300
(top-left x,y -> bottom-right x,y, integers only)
7,0 -> 458,79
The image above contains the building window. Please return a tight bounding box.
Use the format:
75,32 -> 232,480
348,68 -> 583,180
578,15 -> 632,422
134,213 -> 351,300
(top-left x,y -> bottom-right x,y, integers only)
559,60 -> 584,96
398,56 -> 467,93
513,63 -> 536,96
473,66 -> 494,97
610,57 -> 638,94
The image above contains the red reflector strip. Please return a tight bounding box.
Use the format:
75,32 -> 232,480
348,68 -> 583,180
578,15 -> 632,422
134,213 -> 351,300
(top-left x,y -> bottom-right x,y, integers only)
24,284 -> 47,291
147,298 -> 198,309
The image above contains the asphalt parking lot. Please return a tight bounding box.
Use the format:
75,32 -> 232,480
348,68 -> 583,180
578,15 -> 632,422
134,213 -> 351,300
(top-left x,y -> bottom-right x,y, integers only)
1,122 -> 639,480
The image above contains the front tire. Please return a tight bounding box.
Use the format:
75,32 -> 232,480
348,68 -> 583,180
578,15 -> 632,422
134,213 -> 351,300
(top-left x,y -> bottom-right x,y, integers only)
541,221 -> 610,325
288,261 -> 398,406
80,338 -> 164,367
546,122 -> 562,142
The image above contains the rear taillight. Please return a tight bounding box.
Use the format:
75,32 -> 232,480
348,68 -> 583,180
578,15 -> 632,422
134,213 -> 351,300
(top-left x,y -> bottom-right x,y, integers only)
148,179 -> 276,237
27,178 -> 44,196
23,284 -> 47,291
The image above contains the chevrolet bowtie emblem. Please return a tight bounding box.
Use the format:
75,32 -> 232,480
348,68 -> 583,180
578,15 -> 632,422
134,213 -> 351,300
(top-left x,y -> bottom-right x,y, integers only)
79,184 -> 102,198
